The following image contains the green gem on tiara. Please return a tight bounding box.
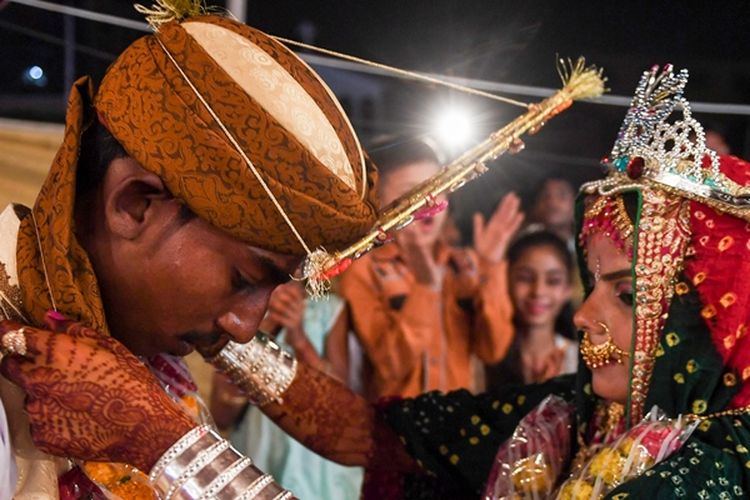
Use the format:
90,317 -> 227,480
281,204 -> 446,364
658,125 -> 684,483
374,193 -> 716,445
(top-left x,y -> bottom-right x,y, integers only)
614,156 -> 630,172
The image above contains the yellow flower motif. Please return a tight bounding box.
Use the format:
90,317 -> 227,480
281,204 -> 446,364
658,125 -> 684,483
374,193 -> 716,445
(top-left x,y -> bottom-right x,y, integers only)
701,304 -> 717,320
655,344 -> 665,357
439,445 -> 448,455
470,415 -> 480,425
745,460 -> 750,469
737,445 -> 748,454
719,235 -> 734,252
480,424 -> 490,436
666,332 -> 680,347
693,271 -> 707,286
459,428 -> 466,436
738,324 -> 748,339
584,383 -> 592,395
673,373 -> 685,384
674,282 -> 689,295
517,394 -> 526,406
502,403 -> 513,414
618,438 -> 635,457
720,292 -> 737,308
469,437 -> 479,445
611,494 -> 630,500
699,420 -> 712,432
492,400 -> 500,409
725,335 -> 737,350
588,448 -> 625,485
510,454 -> 550,494
686,360 -> 698,374
450,454 -> 460,465
692,399 -> 708,415
558,479 -> 594,500
724,373 -> 737,387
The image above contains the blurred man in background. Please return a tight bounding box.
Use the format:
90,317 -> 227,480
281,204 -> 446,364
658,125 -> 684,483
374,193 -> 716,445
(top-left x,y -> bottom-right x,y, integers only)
340,138 -> 523,400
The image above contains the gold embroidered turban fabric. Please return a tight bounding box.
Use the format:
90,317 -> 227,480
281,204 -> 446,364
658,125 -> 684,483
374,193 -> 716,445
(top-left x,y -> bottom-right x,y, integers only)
96,15 -> 378,254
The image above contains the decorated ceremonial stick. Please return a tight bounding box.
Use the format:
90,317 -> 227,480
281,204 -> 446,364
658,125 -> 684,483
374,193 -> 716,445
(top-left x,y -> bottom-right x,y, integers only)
305,57 -> 607,296
212,59 -> 606,398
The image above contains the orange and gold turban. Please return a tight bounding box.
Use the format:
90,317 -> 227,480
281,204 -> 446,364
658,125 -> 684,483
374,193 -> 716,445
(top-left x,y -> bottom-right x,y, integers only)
17,13 -> 378,333
96,15 -> 378,254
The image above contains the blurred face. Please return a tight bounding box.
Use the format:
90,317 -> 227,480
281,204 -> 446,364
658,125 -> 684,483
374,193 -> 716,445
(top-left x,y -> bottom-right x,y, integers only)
509,245 -> 571,329
99,211 -> 302,358
574,233 -> 634,404
705,130 -> 730,155
533,179 -> 575,229
379,160 -> 447,249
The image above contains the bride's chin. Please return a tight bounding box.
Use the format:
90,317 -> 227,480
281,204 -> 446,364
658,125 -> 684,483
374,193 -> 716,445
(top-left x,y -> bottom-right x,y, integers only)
591,363 -> 629,404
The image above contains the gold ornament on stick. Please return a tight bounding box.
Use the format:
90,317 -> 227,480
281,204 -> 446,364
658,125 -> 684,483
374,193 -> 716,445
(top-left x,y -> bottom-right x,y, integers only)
304,57 -> 607,298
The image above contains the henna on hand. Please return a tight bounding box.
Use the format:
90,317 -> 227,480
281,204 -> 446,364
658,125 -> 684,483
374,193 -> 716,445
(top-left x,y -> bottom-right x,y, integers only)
0,317 -> 195,472
261,362 -> 414,471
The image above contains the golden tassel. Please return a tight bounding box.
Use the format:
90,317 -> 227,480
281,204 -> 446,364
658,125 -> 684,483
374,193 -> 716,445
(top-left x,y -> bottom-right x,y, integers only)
134,0 -> 211,30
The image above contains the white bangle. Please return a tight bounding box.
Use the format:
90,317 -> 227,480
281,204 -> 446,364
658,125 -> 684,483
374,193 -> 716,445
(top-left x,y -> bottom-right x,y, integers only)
272,492 -> 294,500
149,424 -> 211,483
149,424 -> 293,499
166,438 -> 230,499
199,457 -> 253,499
237,474 -> 274,500
209,333 -> 298,407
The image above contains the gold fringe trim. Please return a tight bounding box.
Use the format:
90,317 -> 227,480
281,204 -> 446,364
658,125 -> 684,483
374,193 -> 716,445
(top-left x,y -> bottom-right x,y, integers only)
134,0 -> 212,30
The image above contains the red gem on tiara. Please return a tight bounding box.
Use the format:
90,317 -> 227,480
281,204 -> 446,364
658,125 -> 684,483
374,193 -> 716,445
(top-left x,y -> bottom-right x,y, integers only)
626,156 -> 645,179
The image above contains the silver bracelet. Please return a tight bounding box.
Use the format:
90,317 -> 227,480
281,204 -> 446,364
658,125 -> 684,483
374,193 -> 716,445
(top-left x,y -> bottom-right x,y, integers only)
272,491 -> 294,500
165,438 -> 230,499
150,424 -> 211,483
150,426 -> 294,499
208,333 -> 298,406
199,457 -> 253,499
237,474 -> 274,500
211,462 -> 287,499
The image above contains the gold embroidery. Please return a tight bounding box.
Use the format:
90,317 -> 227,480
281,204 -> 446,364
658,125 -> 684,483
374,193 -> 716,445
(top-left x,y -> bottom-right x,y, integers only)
629,191 -> 691,425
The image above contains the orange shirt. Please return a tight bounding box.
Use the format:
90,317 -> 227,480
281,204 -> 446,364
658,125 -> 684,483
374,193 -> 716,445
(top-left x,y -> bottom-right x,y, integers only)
340,242 -> 514,400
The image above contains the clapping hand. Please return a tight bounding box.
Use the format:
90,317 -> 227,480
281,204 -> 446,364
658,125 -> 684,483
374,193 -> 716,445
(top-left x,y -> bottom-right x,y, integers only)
473,192 -> 524,264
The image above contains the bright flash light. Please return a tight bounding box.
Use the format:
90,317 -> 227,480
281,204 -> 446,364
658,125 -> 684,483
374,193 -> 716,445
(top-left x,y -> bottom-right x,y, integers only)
28,65 -> 44,80
433,106 -> 474,150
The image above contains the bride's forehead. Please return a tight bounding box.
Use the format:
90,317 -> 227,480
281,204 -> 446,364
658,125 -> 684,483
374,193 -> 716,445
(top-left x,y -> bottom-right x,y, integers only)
584,233 -> 632,266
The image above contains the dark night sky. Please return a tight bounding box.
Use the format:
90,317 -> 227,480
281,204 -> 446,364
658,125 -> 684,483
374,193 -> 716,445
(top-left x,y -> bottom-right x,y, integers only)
3,2 -> 750,93
1,0 -> 749,227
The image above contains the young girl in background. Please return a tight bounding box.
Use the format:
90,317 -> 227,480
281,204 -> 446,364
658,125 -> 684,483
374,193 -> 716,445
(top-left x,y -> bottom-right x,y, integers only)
485,230 -> 577,390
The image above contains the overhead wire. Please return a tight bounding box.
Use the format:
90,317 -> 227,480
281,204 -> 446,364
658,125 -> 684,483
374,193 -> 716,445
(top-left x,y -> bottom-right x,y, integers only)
6,0 -> 750,116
